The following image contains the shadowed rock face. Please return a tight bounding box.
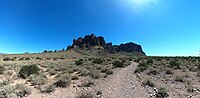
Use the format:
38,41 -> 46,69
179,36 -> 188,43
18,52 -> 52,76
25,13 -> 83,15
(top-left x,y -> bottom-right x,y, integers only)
68,34 -> 145,55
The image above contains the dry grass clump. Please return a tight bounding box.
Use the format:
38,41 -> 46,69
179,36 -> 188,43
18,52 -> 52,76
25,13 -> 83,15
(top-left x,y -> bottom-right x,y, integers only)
76,92 -> 94,98
142,78 -> 155,87
28,74 -> 47,85
14,84 -> 31,97
53,74 -> 71,88
81,79 -> 94,87
0,65 -> 5,74
40,84 -> 55,93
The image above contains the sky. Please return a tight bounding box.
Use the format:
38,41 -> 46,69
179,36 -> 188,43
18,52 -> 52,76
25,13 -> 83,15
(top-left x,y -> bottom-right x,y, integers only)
0,0 -> 200,56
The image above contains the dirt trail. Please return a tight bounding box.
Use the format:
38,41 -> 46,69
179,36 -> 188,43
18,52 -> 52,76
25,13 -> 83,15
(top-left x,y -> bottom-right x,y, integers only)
26,62 -> 149,98
98,62 -> 149,98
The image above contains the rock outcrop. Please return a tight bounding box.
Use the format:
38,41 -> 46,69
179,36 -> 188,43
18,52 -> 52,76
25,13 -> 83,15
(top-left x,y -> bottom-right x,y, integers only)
67,34 -> 145,55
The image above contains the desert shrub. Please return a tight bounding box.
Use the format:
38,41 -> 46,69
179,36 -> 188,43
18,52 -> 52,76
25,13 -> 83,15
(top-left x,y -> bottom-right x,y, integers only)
19,57 -> 25,61
134,58 -> 142,63
75,59 -> 83,66
3,57 -> 11,61
48,69 -> 57,75
14,84 -> 31,97
156,87 -> 168,98
169,60 -> 181,69
79,68 -> 90,76
36,57 -> 42,60
135,63 -> 148,73
71,75 -> 79,80
197,71 -> 200,77
53,74 -> 71,88
165,68 -> 173,74
94,64 -> 103,70
25,57 -> 30,60
0,66 -> 5,74
147,68 -> 159,75
11,57 -> 17,61
40,84 -> 55,93
197,64 -> 200,71
89,70 -> 101,79
19,65 -> 40,79
76,92 -> 94,98
0,85 -> 16,98
101,67 -> 113,75
92,58 -> 104,64
188,66 -> 197,72
147,59 -> 153,64
112,60 -> 124,68
28,74 -> 47,85
174,75 -> 184,82
142,79 -> 154,87
81,79 -> 94,87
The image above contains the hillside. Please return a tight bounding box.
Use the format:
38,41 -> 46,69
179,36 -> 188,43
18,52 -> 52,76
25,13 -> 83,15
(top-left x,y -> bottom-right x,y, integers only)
0,35 -> 199,98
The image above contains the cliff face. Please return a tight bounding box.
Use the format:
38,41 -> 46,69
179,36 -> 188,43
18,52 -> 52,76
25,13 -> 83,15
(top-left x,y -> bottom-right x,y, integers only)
67,34 -> 145,55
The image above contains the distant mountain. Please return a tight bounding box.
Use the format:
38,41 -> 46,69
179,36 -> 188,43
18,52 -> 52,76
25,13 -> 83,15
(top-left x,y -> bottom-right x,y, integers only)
67,34 -> 145,55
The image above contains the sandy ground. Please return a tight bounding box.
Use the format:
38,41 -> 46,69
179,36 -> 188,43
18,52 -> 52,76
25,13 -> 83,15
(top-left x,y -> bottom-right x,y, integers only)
25,62 -> 149,98
96,62 -> 148,98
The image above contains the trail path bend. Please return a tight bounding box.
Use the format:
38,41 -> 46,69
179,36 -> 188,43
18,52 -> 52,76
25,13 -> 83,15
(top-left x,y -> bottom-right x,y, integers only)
99,62 -> 149,98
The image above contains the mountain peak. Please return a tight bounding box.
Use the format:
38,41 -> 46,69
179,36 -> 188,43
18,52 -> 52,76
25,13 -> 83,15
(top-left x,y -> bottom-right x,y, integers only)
67,34 -> 145,55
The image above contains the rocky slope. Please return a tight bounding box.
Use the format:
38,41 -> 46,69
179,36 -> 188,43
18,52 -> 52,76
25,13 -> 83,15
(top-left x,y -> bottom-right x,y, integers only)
67,34 -> 145,55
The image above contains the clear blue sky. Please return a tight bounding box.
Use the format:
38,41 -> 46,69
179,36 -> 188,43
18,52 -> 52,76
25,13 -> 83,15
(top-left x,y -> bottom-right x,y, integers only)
0,0 -> 200,56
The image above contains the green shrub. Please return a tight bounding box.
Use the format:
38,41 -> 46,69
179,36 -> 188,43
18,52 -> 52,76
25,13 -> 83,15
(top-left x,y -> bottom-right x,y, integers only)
36,57 -> 42,60
76,92 -> 94,98
79,68 -> 90,76
25,57 -> 30,60
174,75 -> 184,82
0,85 -> 16,98
19,65 -> 40,79
101,67 -> 113,75
75,59 -> 83,66
165,68 -> 173,74
92,58 -> 104,64
169,60 -> 181,69
14,84 -> 31,97
142,79 -> 154,87
135,63 -> 148,73
28,74 -> 47,85
40,84 -> 55,93
53,74 -> 71,88
81,79 -> 94,87
71,75 -> 79,80
147,68 -> 159,75
3,57 -> 11,61
197,71 -> 200,77
0,66 -> 5,74
89,70 -> 101,79
112,60 -> 124,68
156,87 -> 168,98
147,59 -> 153,64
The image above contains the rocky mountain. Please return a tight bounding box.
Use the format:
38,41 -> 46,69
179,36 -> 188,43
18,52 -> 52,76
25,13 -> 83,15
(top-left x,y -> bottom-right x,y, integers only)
67,34 -> 145,55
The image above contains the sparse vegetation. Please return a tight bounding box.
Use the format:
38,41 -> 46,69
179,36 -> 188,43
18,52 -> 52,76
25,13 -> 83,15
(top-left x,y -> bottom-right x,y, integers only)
156,87 -> 168,98
142,79 -> 154,87
53,74 -> 71,88
76,92 -> 94,98
135,63 -> 148,73
28,74 -> 47,85
75,59 -> 83,65
15,84 -> 31,97
0,65 -> 5,74
112,60 -> 125,68
92,58 -> 104,64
